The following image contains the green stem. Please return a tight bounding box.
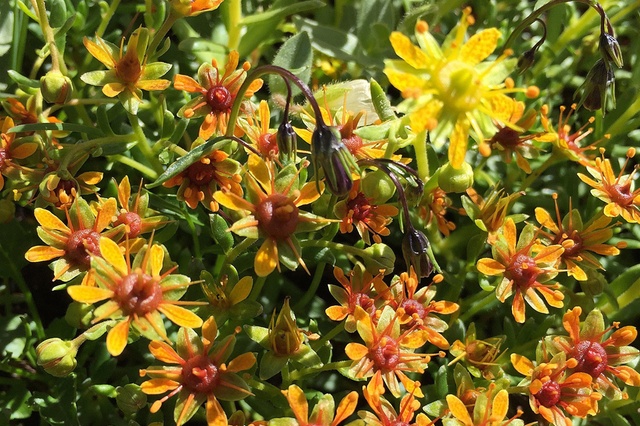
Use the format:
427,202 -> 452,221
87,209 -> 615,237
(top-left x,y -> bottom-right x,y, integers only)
31,0 -> 67,74
182,205 -> 202,258
600,275 -> 640,316
224,237 -> 256,265
518,151 -> 564,192
288,360 -> 353,382
59,135 -> 137,171
95,0 -> 120,38
148,12 -> 180,59
412,130 -> 429,181
293,263 -> 326,311
311,322 -> 344,351
300,239 -> 368,257
127,112 -> 164,174
109,155 -> 158,179
0,244 -> 45,340
249,276 -> 266,301
605,95 -> 640,138
507,386 -> 530,394
226,0 -> 242,50
459,290 -> 497,323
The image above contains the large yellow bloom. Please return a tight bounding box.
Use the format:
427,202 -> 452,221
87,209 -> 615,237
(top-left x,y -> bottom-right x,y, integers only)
384,8 -> 529,168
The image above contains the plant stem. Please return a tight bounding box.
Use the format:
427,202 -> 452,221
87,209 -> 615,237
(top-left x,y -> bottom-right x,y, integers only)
459,290 -> 498,323
31,0 -> 67,74
311,322 -> 344,351
413,130 -> 429,181
182,205 -> 201,258
224,237 -> 256,265
293,263 -> 326,311
109,155 -> 158,179
127,112 -> 164,174
518,151 -> 563,192
605,95 -> 640,138
249,276 -> 266,301
226,0 -> 242,50
148,12 -> 180,58
288,360 -> 353,381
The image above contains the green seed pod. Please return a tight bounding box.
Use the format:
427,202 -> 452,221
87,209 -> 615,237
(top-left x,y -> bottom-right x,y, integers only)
437,161 -> 474,193
36,338 -> 78,377
362,243 -> 395,275
40,70 -> 73,104
116,384 -> 147,416
361,170 -> 395,204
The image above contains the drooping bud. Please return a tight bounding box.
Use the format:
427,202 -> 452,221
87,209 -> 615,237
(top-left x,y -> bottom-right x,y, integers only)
517,48 -> 537,74
311,124 -> 358,197
36,338 -> 79,377
276,120 -> 297,163
402,227 -> 433,278
578,59 -> 615,112
599,33 -> 623,69
437,161 -> 474,193
40,70 -> 74,104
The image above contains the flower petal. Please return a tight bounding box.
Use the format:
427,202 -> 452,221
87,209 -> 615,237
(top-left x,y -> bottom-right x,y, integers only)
67,285 -> 113,303
106,319 -> 130,356
25,246 -> 66,262
99,236 -> 127,276
34,208 -> 69,233
283,385 -> 308,424
228,276 -> 252,304
345,342 -> 368,361
206,396 -> 228,426
446,394 -> 473,426
389,32 -> 430,69
149,340 -> 184,364
149,244 -> 164,277
254,239 -> 278,277
226,352 -> 256,373
460,28 -> 501,65
159,304 -> 203,328
140,378 -> 181,394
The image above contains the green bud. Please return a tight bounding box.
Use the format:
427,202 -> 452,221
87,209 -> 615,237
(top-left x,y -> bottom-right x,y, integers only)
362,243 -> 395,275
277,120 -> 297,164
40,70 -> 73,104
65,302 -> 93,328
36,338 -> 78,377
517,48 -> 537,74
116,384 -> 147,415
0,199 -> 16,223
361,170 -> 396,204
437,161 -> 474,193
580,268 -> 606,297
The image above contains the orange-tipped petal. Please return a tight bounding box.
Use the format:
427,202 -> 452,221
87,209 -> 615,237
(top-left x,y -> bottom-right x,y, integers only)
99,236 -> 127,276
254,239 -> 278,277
206,396 -> 228,426
227,352 -> 256,373
67,285 -> 113,303
25,246 -> 66,262
159,304 -> 203,328
283,385 -> 308,424
34,208 -> 69,232
140,378 -> 181,394
332,391 -> 358,426
149,244 -> 164,277
149,340 -> 184,364
107,319 -> 130,356
446,394 -> 473,426
345,343 -> 368,361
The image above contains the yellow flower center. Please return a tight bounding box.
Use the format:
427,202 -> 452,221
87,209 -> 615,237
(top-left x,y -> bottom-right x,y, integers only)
437,62 -> 481,113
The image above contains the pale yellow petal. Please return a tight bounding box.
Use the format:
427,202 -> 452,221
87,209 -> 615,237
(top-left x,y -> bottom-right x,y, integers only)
99,236 -> 127,276
34,208 -> 69,233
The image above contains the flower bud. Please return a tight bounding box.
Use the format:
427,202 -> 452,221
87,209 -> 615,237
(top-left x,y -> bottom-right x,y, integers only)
0,199 -> 16,223
40,70 -> 73,104
599,33 -> 623,68
517,48 -> 537,74
311,124 -> 357,197
116,384 -> 147,415
361,170 -> 396,204
362,243 -> 395,275
438,161 -> 474,193
578,59 -> 615,112
269,298 -> 302,356
36,338 -> 78,377
277,120 -> 297,163
402,227 -> 432,278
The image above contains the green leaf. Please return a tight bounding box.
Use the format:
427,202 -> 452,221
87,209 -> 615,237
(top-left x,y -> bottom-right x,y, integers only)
48,0 -> 67,28
292,344 -> 322,368
7,69 -> 40,88
269,31 -> 313,97
369,79 -> 395,122
1,380 -> 32,420
244,325 -> 270,349
259,351 -> 289,380
209,213 -> 234,253
239,0 -> 324,25
7,122 -> 103,136
147,136 -> 233,188
32,377 -> 80,426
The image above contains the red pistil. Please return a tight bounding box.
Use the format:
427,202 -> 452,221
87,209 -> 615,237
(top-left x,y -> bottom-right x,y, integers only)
65,228 -> 101,267
114,271 -> 163,315
206,86 -> 233,113
255,194 -> 299,240
536,380 -> 561,408
181,354 -> 220,394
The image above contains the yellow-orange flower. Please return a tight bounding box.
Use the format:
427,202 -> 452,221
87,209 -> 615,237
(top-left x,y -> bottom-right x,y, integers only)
578,148 -> 640,223
419,187 -> 457,236
446,383 -> 523,426
535,194 -> 624,281
139,316 -> 255,425
359,375 -> 433,426
1,117 -> 38,191
476,218 -> 565,323
174,51 -> 263,140
170,0 -> 224,17
66,237 -> 203,356
278,384 -> 358,426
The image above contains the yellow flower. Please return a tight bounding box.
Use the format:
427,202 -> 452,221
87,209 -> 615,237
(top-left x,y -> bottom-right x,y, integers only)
446,383 -> 523,426
170,0 -> 224,17
81,28 -> 171,114
279,384 -> 358,426
214,155 -> 331,277
384,8 -> 534,168
578,148 -> 640,223
476,218 -> 565,323
1,117 -> 38,191
66,237 -> 203,356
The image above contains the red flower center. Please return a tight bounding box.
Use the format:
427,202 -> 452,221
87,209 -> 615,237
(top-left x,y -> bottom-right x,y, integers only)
255,193 -> 299,240
370,336 -> 400,371
561,231 -> 584,259
182,354 -> 220,394
65,228 -> 101,267
399,298 -> 427,320
572,340 -> 608,378
115,51 -> 142,84
342,134 -> 363,156
206,86 -> 233,113
389,422 -> 411,426
507,253 -> 541,289
0,148 -> 8,171
114,271 -> 162,315
257,133 -> 278,158
348,292 -> 376,317
347,192 -> 374,222
115,211 -> 143,238
536,380 -> 561,408
186,160 -> 218,187
607,181 -> 635,207
491,127 -> 521,148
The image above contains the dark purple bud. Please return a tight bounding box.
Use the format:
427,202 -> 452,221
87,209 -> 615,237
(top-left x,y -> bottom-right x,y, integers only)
578,59 -> 615,112
402,227 -> 433,278
311,124 -> 358,197
599,33 -> 623,69
277,120 -> 297,163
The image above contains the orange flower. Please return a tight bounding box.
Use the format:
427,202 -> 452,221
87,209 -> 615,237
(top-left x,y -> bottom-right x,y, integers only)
419,187 -> 456,236
170,0 -> 224,17
110,176 -> 167,241
66,237 -> 204,356
539,104 -> 603,167
240,100 -> 279,160
462,185 -> 524,237
325,264 -> 385,333
39,168 -> 103,210
24,197 -> 121,285
278,384 -> 358,426
1,117 -> 38,191
163,149 -> 243,211
378,267 -> 459,350
551,307 -> 640,399
448,323 -> 506,380
578,148 -> 640,223
535,194 -> 624,281
174,51 -> 263,140
335,179 -> 399,244
139,317 -> 255,425
511,352 -> 598,426
345,305 -> 434,398
359,375 -> 433,426
476,218 -> 565,323
214,155 -> 331,277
